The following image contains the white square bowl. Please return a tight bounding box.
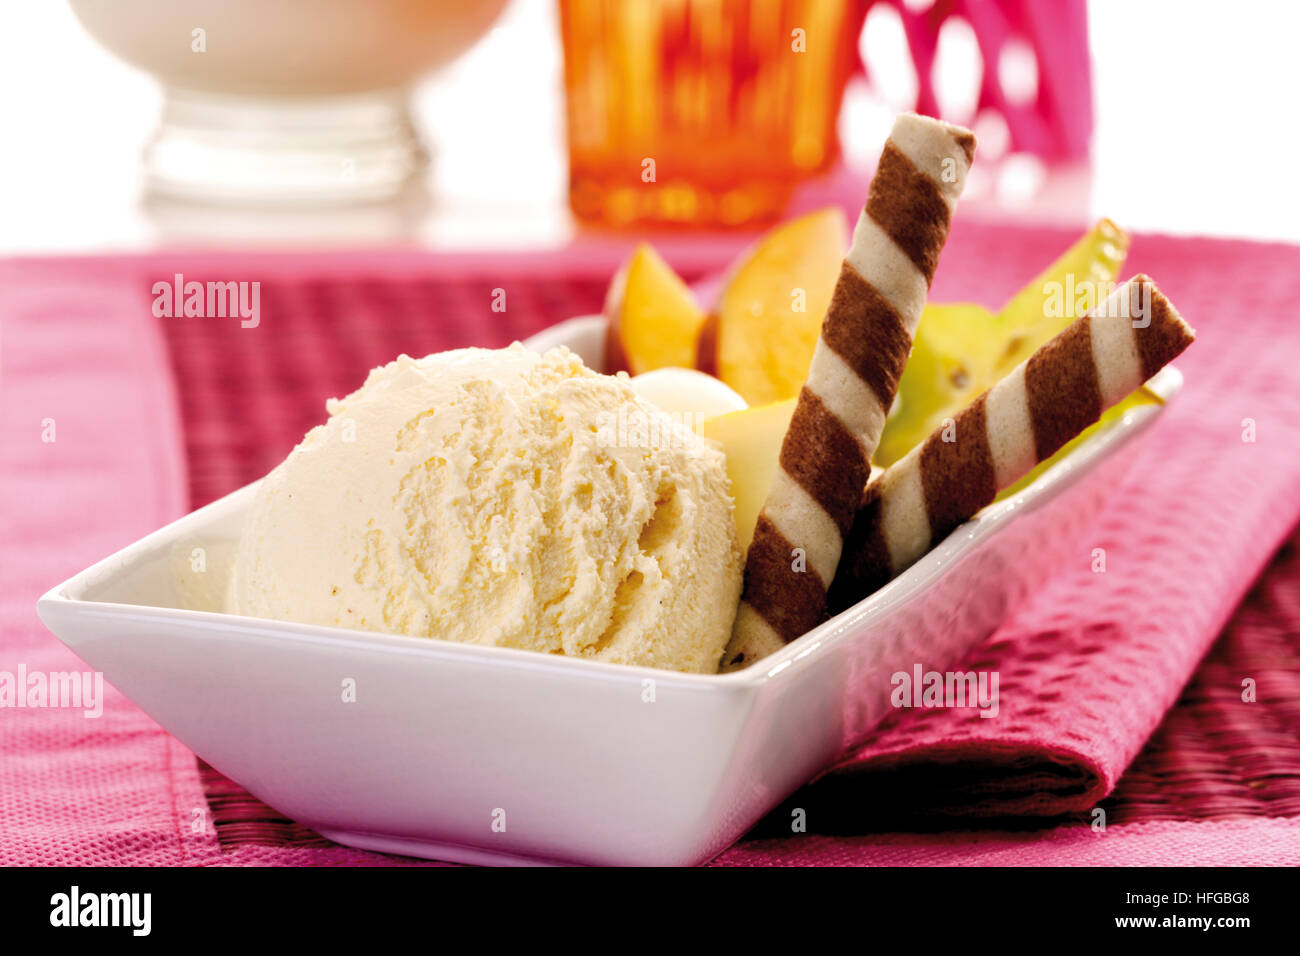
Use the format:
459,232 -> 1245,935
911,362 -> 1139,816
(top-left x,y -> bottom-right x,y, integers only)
37,315 -> 1181,866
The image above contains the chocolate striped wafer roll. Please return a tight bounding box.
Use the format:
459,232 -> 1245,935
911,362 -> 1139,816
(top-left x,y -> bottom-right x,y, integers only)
723,113 -> 976,671
827,275 -> 1195,611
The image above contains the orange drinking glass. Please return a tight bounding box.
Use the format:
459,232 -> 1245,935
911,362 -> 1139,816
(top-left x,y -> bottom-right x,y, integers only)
559,0 -> 859,229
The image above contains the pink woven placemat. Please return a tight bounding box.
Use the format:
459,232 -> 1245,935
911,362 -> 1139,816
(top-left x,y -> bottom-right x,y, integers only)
5,222 -> 1300,865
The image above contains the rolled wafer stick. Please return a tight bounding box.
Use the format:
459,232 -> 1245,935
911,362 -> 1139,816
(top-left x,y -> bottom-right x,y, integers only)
827,275 -> 1195,611
722,113 -> 976,671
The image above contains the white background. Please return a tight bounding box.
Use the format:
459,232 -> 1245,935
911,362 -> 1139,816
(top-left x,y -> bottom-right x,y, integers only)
0,0 -> 1296,254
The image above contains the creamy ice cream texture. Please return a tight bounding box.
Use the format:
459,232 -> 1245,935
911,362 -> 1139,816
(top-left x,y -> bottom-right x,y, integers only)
231,345 -> 742,673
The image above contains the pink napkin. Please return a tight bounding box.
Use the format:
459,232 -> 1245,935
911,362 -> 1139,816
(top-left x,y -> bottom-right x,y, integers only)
0,261 -> 222,865
806,225 -> 1300,817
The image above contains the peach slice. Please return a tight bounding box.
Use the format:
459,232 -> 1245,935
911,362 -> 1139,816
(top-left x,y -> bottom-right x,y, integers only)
701,397 -> 797,557
604,243 -> 707,376
706,207 -> 847,406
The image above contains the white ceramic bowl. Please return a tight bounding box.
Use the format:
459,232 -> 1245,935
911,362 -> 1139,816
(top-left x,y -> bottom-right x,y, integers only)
37,316 -> 1181,866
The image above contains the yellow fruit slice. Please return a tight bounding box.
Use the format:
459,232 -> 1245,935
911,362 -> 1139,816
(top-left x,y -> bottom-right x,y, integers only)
710,207 -> 846,405
700,397 -> 797,556
604,243 -> 707,376
985,219 -> 1138,492
875,220 -> 1132,468
874,302 -> 996,467
991,218 -> 1130,378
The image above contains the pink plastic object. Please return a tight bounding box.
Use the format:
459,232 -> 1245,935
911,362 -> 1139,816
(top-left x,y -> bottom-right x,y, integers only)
861,0 -> 1092,160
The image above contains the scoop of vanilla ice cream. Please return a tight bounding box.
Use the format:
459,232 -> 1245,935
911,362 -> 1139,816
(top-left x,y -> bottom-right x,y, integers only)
231,344 -> 741,673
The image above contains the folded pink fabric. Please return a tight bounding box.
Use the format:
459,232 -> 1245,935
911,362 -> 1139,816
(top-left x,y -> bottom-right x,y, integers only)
716,818 -> 1300,866
810,227 -> 1300,818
